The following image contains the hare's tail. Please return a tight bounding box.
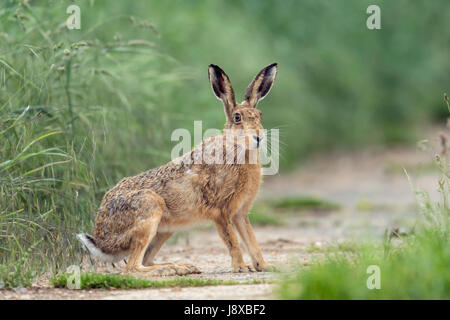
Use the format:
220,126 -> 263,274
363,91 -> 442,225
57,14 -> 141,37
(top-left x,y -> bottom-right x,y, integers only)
76,233 -> 118,262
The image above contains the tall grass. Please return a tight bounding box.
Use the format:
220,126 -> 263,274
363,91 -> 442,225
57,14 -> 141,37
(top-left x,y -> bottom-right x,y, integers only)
0,0 -> 182,287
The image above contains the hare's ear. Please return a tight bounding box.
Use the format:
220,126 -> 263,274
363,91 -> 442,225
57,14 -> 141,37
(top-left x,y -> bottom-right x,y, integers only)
208,64 -> 236,121
244,63 -> 278,108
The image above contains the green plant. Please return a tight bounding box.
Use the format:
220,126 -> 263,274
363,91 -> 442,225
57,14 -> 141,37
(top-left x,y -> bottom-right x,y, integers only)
0,240 -> 40,288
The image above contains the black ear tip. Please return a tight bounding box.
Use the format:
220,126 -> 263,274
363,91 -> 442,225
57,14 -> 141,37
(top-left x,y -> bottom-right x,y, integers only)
209,64 -> 223,74
262,63 -> 278,78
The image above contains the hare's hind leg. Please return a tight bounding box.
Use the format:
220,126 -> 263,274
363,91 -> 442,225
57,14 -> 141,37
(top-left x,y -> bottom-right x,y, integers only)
142,231 -> 173,266
140,232 -> 200,275
123,190 -> 165,273
122,191 -> 199,275
127,226 -> 200,275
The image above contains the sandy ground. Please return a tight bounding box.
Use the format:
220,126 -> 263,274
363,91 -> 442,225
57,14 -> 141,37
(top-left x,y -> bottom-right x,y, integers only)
0,126 -> 446,300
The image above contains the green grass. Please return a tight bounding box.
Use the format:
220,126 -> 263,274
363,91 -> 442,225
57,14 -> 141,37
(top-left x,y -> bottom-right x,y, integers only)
270,197 -> 341,212
278,228 -> 450,299
0,0 -> 180,287
51,272 -> 266,290
0,242 -> 38,288
278,176 -> 450,299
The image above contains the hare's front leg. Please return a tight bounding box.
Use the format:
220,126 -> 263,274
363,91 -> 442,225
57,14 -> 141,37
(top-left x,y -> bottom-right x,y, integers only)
232,213 -> 268,272
214,212 -> 255,273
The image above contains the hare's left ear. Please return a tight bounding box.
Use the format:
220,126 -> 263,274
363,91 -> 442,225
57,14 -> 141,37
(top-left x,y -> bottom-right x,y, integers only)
208,64 -> 236,123
244,63 -> 278,108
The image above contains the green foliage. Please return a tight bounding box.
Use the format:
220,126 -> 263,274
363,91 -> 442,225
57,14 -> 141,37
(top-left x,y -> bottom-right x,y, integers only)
51,272 -> 262,289
141,0 -> 450,165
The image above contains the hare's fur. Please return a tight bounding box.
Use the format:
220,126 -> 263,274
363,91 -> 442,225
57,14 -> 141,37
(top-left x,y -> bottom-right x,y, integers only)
78,63 -> 278,274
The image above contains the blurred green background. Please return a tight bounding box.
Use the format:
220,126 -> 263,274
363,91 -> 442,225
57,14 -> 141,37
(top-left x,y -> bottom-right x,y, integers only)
0,0 -> 449,285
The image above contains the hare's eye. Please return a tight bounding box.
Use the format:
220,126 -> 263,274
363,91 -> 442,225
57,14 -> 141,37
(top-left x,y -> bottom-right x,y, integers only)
234,113 -> 241,123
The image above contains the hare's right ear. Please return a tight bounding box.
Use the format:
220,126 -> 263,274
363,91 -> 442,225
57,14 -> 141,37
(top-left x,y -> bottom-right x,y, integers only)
244,63 -> 278,108
208,64 -> 236,122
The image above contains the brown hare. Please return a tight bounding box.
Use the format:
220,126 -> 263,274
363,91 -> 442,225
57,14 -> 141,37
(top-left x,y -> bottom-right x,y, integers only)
77,63 -> 278,275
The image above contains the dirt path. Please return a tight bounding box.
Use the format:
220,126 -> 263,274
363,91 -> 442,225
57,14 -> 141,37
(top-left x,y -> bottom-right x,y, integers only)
1,127 -> 445,300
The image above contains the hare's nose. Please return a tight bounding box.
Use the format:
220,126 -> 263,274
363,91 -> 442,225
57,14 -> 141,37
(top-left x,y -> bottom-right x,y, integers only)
253,136 -> 262,145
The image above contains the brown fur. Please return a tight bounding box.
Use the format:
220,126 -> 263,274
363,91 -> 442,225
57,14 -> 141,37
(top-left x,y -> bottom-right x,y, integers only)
85,63 -> 278,273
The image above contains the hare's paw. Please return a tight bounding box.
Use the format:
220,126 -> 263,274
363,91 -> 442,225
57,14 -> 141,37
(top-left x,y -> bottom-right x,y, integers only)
233,264 -> 256,273
254,261 -> 276,272
176,264 -> 201,275
254,262 -> 276,272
